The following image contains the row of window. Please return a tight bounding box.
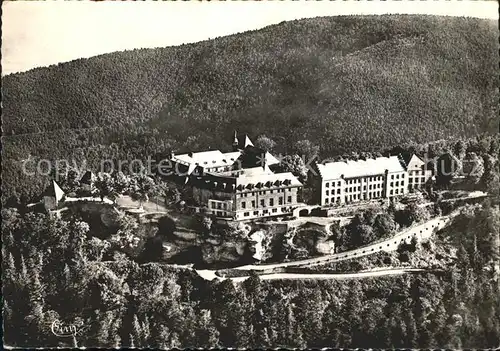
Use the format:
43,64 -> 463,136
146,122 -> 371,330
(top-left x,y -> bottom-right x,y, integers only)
390,173 -> 404,180
325,191 -> 384,204
211,202 -> 229,210
389,188 -> 404,196
389,181 -> 404,187
409,170 -> 427,176
326,182 -> 384,196
206,166 -> 232,172
409,177 -> 426,184
242,208 -> 280,217
237,188 -> 289,198
345,176 -> 384,184
240,196 -> 293,209
409,184 -> 423,190
215,206 -> 293,218
325,197 -> 342,204
325,175 -> 386,188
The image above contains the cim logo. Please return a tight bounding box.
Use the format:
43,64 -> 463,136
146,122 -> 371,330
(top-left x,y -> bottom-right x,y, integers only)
51,319 -> 82,338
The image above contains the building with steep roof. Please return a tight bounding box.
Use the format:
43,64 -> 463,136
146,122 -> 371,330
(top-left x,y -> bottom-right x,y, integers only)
189,166 -> 302,220
168,132 -> 280,177
234,145 -> 280,170
80,170 -> 96,192
400,154 -> 433,192
233,131 -> 254,151
311,156 -> 408,206
42,180 -> 65,211
170,150 -> 242,176
169,132 -> 302,221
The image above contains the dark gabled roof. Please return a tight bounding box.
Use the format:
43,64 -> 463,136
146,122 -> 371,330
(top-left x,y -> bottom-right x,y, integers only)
42,180 -> 65,201
236,145 -> 265,169
80,170 -> 95,184
235,145 -> 280,169
235,134 -> 254,149
398,151 -> 414,167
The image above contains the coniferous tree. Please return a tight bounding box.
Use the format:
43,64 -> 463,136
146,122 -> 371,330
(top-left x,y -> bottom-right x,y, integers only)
321,299 -> 342,347
404,308 -> 418,348
257,327 -> 271,348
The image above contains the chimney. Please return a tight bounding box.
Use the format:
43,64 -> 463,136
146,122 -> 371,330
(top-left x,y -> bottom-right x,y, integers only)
188,152 -> 193,158
262,152 -> 267,170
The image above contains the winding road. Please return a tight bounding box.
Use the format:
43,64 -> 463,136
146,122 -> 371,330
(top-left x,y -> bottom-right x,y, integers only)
229,268 -> 427,282
234,213 -> 455,271
195,211 -> 461,282
196,267 -> 428,282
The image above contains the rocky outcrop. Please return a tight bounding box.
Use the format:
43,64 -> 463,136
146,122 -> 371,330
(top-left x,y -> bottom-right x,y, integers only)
244,220 -> 338,263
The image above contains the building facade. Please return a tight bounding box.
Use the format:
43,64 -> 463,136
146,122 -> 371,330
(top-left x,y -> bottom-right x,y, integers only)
203,167 -> 302,220
187,166 -> 302,221
403,154 -> 433,192
167,132 -> 279,178
312,156 -> 408,206
171,132 -> 303,221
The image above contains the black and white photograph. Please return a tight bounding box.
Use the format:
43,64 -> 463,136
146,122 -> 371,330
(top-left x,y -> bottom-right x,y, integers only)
2,0 -> 499,349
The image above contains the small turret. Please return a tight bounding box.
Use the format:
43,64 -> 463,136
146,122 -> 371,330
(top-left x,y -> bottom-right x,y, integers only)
232,130 -> 239,151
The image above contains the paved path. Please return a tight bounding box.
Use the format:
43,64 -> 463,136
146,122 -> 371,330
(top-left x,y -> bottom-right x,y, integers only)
233,267 -> 427,282
418,191 -> 488,208
233,213 -> 456,271
197,267 -> 426,282
65,196 -> 114,204
115,195 -> 169,214
193,211 -> 460,282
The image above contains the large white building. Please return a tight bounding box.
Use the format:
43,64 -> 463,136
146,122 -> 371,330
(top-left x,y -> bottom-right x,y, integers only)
203,166 -> 303,220
312,156 -> 409,206
168,132 -> 303,221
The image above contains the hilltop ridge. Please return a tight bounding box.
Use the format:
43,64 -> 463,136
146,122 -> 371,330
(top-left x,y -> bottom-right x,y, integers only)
2,15 -> 499,202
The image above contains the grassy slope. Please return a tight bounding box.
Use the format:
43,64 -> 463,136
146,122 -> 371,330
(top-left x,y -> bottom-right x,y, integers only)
2,15 -> 499,201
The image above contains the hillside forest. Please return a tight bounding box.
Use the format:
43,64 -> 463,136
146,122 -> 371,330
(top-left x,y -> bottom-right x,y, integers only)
2,14 -> 499,349
2,15 -> 498,203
